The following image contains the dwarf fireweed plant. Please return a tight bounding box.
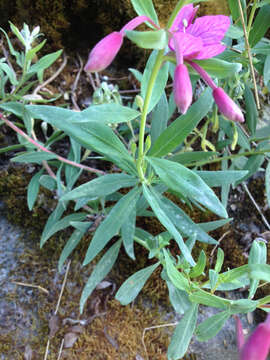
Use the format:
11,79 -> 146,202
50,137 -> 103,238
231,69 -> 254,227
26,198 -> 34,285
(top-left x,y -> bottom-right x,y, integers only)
2,0 -> 270,358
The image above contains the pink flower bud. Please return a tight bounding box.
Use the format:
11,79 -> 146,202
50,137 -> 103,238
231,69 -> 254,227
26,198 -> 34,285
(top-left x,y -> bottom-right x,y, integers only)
84,32 -> 123,73
240,314 -> 270,360
213,87 -> 244,123
173,64 -> 192,114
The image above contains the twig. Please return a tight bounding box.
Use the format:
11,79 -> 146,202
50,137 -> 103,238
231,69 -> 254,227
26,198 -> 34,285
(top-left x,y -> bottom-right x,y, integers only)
55,260 -> 71,315
71,54 -> 84,111
1,114 -> 105,175
242,182 -> 270,230
142,322 -> 178,360
11,281 -> 49,294
210,230 -> 231,258
33,53 -> 68,96
43,339 -> 50,360
237,0 -> 260,110
56,339 -> 65,360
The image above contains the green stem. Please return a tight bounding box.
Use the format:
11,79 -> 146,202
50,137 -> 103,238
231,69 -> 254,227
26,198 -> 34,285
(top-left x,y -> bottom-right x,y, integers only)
186,149 -> 270,168
166,0 -> 191,30
136,50 -> 164,181
247,0 -> 258,37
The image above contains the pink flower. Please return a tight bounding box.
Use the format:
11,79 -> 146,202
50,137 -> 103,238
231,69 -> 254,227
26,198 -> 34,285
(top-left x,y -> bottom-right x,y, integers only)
173,64 -> 192,114
170,4 -> 244,122
169,4 -> 230,60
84,16 -> 159,73
235,314 -> 270,360
213,87 -> 245,123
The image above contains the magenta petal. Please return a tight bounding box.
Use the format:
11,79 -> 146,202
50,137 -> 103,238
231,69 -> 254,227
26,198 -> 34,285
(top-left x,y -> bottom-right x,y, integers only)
170,32 -> 203,60
240,315 -> 270,360
170,4 -> 198,32
195,44 -> 227,59
84,32 -> 123,72
173,64 -> 193,114
213,87 -> 244,123
235,316 -> 245,352
188,15 -> 231,45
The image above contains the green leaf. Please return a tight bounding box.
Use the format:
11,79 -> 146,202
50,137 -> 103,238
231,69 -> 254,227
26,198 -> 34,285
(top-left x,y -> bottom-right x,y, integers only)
80,104 -> 140,124
147,157 -> 227,218
39,174 -> 56,191
125,29 -> 167,50
195,170 -> 248,187
141,50 -> 169,113
235,154 -> 264,185
196,311 -> 230,342
189,289 -> 230,309
26,105 -> 136,174
27,169 -> 43,210
229,299 -> 258,314
163,250 -> 189,291
244,85 -> 258,136
148,88 -> 213,157
228,0 -> 247,24
190,251 -> 206,278
115,262 -> 160,305
83,187 -> 141,266
214,248 -> 224,274
121,205 -> 136,260
219,265 -> 249,283
249,240 -> 267,299
150,92 -> 169,145
249,264 -> 270,282
11,151 -> 57,163
143,185 -> 195,266
249,5 -> 270,47
166,281 -> 191,315
226,25 -> 244,39
0,62 -> 18,85
40,212 -> 87,247
61,174 -> 138,201
167,304 -> 198,360
130,0 -> 159,25
192,58 -> 242,79
209,270 -> 219,290
29,50 -> 63,81
58,222 -> 91,271
80,240 -> 122,313
155,196 -> 217,245
264,54 -> 270,87
170,151 -> 217,165
26,39 -> 46,63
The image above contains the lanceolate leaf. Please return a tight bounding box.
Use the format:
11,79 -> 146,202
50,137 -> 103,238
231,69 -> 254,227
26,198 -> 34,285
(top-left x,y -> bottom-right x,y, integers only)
167,304 -> 198,360
249,4 -> 270,47
143,185 -> 195,266
192,58 -> 242,79
80,240 -> 122,313
83,187 -> 141,266
147,157 -> 227,218
196,311 -> 230,342
163,250 -> 189,291
27,169 -> 43,210
115,261 -> 160,305
61,174 -> 138,201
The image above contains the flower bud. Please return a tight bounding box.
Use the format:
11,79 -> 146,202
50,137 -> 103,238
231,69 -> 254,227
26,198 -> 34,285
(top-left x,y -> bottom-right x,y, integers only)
173,64 -> 192,114
213,87 -> 244,123
84,32 -> 123,73
240,314 -> 270,360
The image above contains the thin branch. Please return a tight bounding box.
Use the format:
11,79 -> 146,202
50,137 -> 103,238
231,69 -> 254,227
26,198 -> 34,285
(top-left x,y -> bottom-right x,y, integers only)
11,281 -> 49,294
56,339 -> 65,360
242,182 -> 270,230
71,54 -> 84,111
142,322 -> 178,360
237,0 -> 260,110
54,260 -> 71,315
33,53 -> 68,96
1,114 -> 105,175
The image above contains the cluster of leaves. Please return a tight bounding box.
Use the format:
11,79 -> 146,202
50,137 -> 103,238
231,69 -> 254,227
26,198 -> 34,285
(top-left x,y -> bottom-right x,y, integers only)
1,1 -> 270,358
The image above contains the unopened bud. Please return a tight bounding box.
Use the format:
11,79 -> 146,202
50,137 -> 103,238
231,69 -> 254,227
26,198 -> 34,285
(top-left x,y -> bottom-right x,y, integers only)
213,87 -> 244,123
135,95 -> 144,111
173,64 -> 192,114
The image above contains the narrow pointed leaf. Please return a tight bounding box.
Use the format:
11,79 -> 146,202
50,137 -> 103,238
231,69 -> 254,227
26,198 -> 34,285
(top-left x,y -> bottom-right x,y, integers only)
83,187 -> 141,266
115,262 -> 160,305
196,311 -> 230,342
147,157 -> 227,218
80,240 -> 122,313
167,304 -> 198,360
163,250 -> 189,291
